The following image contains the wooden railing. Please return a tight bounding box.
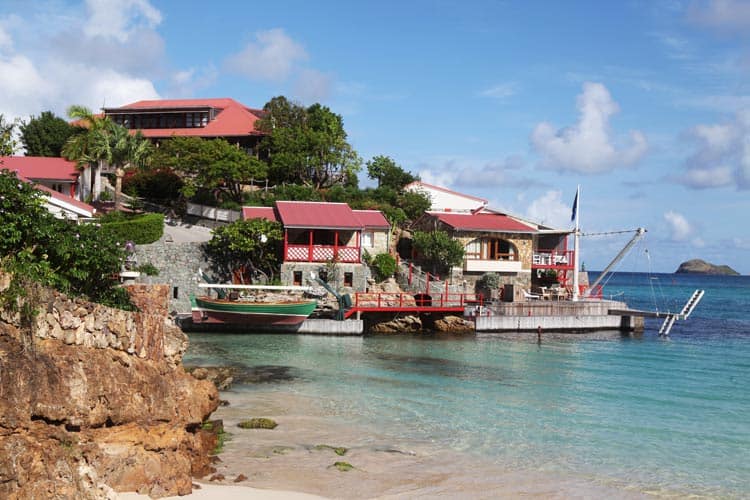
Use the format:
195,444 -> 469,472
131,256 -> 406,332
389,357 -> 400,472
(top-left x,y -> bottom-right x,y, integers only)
285,244 -> 360,263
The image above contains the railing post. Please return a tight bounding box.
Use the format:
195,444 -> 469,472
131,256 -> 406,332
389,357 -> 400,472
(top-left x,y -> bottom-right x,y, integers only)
409,263 -> 413,285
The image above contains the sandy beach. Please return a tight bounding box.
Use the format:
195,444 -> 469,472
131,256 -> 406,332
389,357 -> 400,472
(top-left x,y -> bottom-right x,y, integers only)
118,387 -> 650,499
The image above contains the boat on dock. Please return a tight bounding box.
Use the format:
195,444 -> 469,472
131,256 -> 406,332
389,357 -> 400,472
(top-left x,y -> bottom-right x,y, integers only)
190,284 -> 318,328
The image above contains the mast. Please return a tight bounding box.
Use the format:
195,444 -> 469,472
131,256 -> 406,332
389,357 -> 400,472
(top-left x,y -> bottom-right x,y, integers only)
571,186 -> 580,301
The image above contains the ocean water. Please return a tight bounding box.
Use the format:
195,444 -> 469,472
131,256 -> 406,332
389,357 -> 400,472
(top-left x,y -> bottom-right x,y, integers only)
186,273 -> 750,498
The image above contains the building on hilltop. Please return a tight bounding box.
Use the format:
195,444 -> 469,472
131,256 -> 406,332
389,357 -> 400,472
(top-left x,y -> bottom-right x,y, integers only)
404,180 -> 488,213
242,201 -> 391,291
102,98 -> 267,156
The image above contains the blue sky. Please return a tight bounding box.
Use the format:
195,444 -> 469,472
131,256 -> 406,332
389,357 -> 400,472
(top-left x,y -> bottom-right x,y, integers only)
1,0 -> 749,273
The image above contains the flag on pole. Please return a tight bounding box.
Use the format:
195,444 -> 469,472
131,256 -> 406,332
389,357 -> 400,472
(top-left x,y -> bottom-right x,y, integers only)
570,186 -> 579,222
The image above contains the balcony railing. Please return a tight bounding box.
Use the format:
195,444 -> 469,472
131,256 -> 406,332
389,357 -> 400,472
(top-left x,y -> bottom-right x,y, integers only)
285,244 -> 360,263
532,250 -> 574,268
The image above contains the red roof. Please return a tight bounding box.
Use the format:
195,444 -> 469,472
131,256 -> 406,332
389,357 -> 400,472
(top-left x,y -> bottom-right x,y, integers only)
275,201 -> 364,229
1,156 -> 79,182
241,206 -> 278,222
12,173 -> 95,216
353,209 -> 390,229
104,98 -> 266,138
428,211 -> 536,233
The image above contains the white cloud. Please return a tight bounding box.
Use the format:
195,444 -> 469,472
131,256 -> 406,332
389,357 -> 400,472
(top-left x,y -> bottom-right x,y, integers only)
525,190 -> 572,228
0,2 -> 162,122
531,82 -> 648,173
678,110 -> 750,189
293,68 -> 332,103
687,0 -> 750,32
225,28 -> 308,82
84,0 -> 162,42
663,210 -> 693,241
479,82 -> 517,99
416,156 -> 542,192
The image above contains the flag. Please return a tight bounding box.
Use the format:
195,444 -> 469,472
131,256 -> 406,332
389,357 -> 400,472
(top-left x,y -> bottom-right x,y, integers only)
570,186 -> 579,222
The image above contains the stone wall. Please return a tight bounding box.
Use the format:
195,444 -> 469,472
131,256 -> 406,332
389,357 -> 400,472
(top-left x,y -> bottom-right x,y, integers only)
135,240 -> 209,314
281,261 -> 369,293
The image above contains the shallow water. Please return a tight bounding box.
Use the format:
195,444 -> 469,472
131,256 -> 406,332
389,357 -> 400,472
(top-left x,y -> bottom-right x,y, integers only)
187,273 -> 750,498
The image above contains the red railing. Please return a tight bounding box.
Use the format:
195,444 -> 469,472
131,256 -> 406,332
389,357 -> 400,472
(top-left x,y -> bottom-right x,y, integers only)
285,244 -> 360,263
351,292 -> 482,310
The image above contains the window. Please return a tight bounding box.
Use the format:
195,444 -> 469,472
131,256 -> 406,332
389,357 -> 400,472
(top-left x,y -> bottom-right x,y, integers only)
293,271 -> 302,286
465,239 -> 481,259
362,231 -> 374,247
343,272 -> 353,287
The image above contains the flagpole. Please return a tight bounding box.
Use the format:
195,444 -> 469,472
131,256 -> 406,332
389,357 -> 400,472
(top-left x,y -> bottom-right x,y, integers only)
572,185 -> 580,301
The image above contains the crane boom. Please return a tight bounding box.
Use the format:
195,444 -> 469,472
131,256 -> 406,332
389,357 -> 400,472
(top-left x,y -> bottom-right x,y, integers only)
584,227 -> 646,296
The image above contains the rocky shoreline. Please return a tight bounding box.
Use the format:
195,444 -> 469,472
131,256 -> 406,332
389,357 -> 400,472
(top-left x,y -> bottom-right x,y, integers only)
0,280 -> 220,498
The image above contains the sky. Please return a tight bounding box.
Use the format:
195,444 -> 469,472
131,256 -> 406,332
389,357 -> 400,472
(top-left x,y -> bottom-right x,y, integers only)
1,0 -> 749,273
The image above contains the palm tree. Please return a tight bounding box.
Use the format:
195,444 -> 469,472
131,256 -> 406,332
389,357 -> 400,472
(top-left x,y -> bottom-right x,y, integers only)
62,105 -> 151,209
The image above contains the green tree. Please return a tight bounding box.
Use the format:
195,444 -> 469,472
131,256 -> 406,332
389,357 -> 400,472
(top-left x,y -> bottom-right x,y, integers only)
204,218 -> 283,283
0,169 -> 131,309
258,96 -> 361,190
151,136 -> 266,205
411,230 -> 464,276
0,114 -> 20,156
366,155 -> 417,190
62,105 -> 152,207
20,111 -> 76,157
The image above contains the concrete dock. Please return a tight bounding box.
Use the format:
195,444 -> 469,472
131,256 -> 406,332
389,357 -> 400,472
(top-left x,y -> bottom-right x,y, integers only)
474,299 -> 644,333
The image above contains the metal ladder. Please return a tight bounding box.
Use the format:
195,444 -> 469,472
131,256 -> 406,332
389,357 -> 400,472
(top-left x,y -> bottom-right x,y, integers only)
659,289 -> 704,336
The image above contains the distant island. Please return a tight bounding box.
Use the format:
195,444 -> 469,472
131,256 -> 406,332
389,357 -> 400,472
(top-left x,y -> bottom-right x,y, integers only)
675,259 -> 740,275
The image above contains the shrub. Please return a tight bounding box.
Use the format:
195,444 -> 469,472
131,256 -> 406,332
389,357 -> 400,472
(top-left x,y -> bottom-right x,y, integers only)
371,253 -> 397,282
136,262 -> 159,276
100,213 -> 164,245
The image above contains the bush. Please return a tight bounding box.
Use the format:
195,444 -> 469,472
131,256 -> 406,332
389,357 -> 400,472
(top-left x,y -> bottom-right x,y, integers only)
371,253 -> 397,282
100,213 -> 164,245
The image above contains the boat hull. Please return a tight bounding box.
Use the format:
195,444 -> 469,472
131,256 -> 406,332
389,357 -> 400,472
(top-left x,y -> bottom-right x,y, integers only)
190,296 -> 317,327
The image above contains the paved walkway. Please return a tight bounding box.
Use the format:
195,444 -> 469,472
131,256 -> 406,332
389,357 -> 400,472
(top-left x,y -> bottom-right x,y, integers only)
162,221 -> 213,243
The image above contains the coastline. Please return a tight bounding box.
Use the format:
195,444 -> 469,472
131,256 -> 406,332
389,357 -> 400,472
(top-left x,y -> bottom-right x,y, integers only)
149,385 -> 651,499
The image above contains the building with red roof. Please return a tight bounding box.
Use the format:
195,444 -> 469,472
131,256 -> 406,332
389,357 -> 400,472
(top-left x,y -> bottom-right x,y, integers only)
404,180 -> 488,213
102,98 -> 267,155
0,156 -> 84,200
242,201 -> 391,290
412,206 -> 574,293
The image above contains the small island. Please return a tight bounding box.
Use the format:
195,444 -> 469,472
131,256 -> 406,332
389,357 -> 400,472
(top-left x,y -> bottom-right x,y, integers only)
675,259 -> 740,275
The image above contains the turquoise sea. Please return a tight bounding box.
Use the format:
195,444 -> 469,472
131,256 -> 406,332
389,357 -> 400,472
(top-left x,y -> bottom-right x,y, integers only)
186,273 -> 750,498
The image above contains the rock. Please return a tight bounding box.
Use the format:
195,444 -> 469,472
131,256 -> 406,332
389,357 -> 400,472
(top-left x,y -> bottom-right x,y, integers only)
237,418 -> 278,429
233,474 -> 248,482
675,259 -> 739,275
432,315 -> 475,333
0,281 -> 220,499
369,315 -> 422,334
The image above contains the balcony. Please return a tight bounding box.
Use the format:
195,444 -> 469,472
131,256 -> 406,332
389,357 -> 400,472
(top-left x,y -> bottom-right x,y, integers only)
285,244 -> 360,263
533,250 -> 574,269
463,259 -> 522,273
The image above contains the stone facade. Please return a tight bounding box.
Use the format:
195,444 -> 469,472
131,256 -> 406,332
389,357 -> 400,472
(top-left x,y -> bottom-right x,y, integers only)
135,240 -> 209,314
280,261 -> 369,294
450,231 -> 533,290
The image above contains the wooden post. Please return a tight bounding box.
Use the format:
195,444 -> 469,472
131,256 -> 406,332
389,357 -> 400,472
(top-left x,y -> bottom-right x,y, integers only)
308,230 -> 314,262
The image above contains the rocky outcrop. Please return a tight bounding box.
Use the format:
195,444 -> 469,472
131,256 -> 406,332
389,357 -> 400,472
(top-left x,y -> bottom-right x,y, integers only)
369,315 -> 422,334
0,281 -> 220,498
431,315 -> 475,334
675,259 -> 739,275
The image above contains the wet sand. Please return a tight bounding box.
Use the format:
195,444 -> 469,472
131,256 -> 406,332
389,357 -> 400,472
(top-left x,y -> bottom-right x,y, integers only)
199,388 -> 650,499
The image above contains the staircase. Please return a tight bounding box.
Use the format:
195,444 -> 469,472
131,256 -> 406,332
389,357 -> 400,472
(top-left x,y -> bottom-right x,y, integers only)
658,289 -> 704,336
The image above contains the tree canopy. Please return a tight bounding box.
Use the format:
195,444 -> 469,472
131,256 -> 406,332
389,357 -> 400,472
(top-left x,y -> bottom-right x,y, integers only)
20,111 -> 76,157
0,114 -> 20,156
0,169 -> 131,310
412,230 -> 465,276
258,96 -> 361,189
366,155 -> 418,190
203,218 -> 283,283
151,136 -> 267,206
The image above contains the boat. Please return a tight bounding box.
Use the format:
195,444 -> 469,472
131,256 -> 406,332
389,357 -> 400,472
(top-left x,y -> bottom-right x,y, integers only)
190,284 -> 318,327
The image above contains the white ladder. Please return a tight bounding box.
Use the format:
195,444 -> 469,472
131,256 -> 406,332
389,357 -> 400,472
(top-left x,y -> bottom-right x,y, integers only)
659,289 -> 704,336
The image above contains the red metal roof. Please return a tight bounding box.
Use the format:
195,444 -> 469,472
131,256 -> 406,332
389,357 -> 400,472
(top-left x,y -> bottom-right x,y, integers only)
353,209 -> 390,229
241,206 -> 278,222
1,156 -> 79,181
104,98 -> 266,138
13,173 -> 95,215
275,201 -> 364,229
428,211 -> 537,233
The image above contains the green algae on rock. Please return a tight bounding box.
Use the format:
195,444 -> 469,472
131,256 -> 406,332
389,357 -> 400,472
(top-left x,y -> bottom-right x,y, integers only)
237,418 -> 278,429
